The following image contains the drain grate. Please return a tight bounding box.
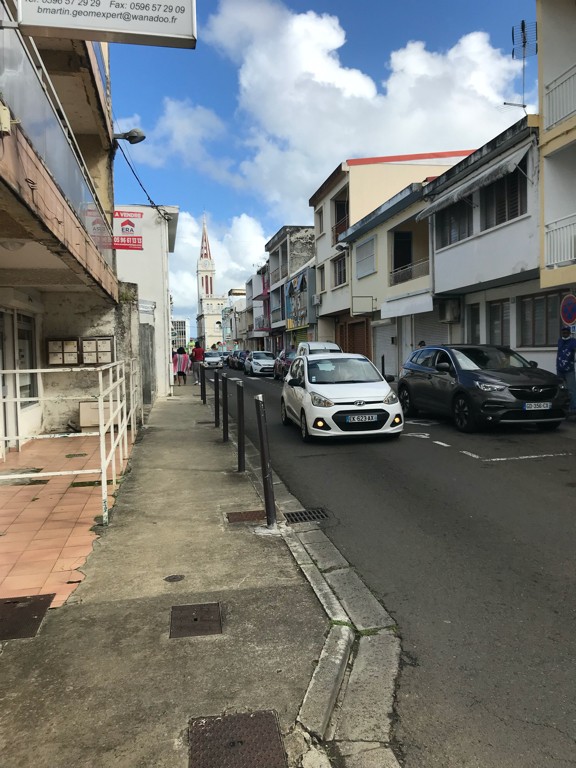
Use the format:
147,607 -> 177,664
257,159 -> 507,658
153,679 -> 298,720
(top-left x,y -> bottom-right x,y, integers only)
188,710 -> 288,768
227,510 -> 266,523
284,508 -> 330,524
170,602 -> 222,638
0,594 -> 55,640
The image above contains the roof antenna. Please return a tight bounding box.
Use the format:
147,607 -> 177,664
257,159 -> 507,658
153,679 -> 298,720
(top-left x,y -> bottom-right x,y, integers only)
504,20 -> 537,112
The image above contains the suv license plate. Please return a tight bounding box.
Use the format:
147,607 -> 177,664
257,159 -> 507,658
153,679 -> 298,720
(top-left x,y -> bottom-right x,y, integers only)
346,414 -> 378,423
524,402 -> 551,410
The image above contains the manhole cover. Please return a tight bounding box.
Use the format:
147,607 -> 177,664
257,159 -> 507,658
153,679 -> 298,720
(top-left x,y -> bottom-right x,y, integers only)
170,602 -> 222,638
227,510 -> 266,523
284,508 -> 330,524
0,594 -> 55,640
188,710 -> 287,768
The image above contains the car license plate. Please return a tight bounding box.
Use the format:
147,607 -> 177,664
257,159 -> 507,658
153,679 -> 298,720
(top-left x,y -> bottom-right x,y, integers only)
346,414 -> 378,423
523,402 -> 551,410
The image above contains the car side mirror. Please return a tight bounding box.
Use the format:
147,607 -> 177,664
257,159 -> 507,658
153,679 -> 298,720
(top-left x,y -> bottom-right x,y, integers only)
288,377 -> 302,387
529,360 -> 538,368
384,374 -> 395,383
435,362 -> 452,373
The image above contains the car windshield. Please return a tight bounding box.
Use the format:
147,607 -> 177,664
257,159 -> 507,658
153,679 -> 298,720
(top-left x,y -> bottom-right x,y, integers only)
205,351 -> 220,358
452,346 -> 532,371
254,352 -> 275,360
306,357 -> 382,384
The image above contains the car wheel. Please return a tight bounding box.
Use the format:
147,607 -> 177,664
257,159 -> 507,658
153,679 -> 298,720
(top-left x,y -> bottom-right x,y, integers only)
398,385 -> 418,417
300,411 -> 311,442
281,399 -> 290,426
537,422 -> 561,431
452,393 -> 478,433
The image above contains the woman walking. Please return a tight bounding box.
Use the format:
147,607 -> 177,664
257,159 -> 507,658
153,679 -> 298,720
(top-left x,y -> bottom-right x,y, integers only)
172,347 -> 190,386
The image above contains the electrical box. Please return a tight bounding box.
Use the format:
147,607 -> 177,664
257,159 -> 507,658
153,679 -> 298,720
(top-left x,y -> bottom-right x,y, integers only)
0,104 -> 11,135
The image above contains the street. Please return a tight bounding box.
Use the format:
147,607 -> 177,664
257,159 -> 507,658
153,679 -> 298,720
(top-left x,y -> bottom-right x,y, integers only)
215,370 -> 576,768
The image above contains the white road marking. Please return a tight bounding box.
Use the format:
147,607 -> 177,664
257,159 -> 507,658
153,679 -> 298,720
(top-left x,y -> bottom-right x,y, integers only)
405,433 -> 430,439
461,451 -> 481,459
433,441 -> 451,447
483,452 -> 572,463
405,419 -> 440,426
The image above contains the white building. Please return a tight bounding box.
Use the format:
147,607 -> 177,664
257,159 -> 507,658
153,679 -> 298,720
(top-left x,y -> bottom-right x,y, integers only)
196,218 -> 227,349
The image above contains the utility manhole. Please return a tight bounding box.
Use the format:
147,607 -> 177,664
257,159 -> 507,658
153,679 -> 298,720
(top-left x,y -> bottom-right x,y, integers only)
284,508 -> 330,524
226,510 -> 266,523
170,602 -> 222,638
0,594 -> 55,640
188,710 -> 288,768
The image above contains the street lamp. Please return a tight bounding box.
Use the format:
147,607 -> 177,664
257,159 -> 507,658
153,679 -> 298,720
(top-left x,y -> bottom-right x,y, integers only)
113,128 -> 146,145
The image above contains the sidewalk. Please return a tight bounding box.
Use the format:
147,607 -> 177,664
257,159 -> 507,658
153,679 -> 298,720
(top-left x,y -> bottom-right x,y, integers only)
0,383 -> 401,768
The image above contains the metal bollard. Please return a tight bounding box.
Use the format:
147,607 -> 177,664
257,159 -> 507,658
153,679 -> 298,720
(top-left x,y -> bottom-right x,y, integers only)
222,374 -> 229,442
200,364 -> 206,404
254,394 -> 277,529
214,370 -> 220,428
236,380 -> 245,472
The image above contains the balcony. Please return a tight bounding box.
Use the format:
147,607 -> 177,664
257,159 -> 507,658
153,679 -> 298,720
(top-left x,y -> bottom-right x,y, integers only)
389,258 -> 430,286
271,307 -> 284,324
0,15 -> 113,269
332,214 -> 350,246
254,314 -> 271,331
545,212 -> 576,267
545,63 -> 576,130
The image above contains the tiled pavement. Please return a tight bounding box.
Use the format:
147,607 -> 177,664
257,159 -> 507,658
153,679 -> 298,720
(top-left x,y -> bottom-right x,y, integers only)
0,436 -> 126,608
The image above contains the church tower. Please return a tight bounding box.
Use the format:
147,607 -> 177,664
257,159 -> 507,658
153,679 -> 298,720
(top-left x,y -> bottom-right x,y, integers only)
197,216 -> 215,299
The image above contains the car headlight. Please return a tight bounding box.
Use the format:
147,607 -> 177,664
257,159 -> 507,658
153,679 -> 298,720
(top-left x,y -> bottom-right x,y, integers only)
475,381 -> 507,392
383,391 -> 399,404
310,391 -> 334,407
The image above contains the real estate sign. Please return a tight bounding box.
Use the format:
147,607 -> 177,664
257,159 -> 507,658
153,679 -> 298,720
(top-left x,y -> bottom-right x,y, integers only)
19,0 -> 196,48
113,210 -> 143,250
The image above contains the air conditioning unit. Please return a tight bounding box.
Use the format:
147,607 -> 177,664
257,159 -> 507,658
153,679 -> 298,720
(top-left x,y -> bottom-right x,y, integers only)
312,294 -> 322,306
438,299 -> 461,323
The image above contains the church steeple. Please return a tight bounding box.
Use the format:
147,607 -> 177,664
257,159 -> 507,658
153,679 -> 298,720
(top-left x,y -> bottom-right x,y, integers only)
197,216 -> 215,298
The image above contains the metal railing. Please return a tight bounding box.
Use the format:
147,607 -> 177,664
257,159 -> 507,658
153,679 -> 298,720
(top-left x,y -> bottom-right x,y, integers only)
332,214 -> 349,245
545,63 -> 576,129
389,258 -> 430,285
545,212 -> 576,267
0,360 -> 141,524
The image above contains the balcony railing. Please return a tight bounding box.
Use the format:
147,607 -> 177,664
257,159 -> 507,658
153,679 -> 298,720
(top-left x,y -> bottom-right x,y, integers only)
255,314 -> 271,330
545,63 -> 576,129
389,258 -> 430,286
332,214 -> 349,246
0,10 -> 113,266
270,267 -> 280,284
545,212 -> 576,267
271,307 -> 284,324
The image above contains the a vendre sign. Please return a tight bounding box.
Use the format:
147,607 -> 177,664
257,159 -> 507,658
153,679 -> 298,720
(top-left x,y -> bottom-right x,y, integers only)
19,0 -> 196,48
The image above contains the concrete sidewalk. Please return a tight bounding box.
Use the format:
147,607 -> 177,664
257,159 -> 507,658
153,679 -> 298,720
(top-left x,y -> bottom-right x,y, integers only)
0,383 -> 401,768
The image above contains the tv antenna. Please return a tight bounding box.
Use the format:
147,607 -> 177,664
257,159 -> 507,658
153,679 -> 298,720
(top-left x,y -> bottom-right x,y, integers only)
503,20 -> 537,111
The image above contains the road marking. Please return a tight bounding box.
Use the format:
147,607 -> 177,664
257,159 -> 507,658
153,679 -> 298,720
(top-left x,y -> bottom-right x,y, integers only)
461,451 -> 480,459
433,441 -> 451,447
405,419 -> 440,426
483,452 -> 572,463
405,433 -> 430,439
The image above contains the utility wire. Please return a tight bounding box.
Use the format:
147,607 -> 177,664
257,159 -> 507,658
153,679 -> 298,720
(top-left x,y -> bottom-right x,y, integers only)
115,139 -> 172,222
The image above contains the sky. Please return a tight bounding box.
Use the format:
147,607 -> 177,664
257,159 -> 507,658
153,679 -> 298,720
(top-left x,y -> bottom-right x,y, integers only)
110,0 -> 539,329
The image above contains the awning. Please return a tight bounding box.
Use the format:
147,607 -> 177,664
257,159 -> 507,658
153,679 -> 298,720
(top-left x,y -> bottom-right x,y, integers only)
380,292 -> 433,319
416,142 -> 532,221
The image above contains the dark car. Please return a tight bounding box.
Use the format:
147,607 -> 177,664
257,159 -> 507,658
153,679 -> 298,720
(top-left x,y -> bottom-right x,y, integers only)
397,344 -> 570,433
273,348 -> 296,380
228,351 -> 241,369
236,350 -> 249,372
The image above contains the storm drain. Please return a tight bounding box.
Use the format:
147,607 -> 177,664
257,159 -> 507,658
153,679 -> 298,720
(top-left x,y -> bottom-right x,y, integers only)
0,594 -> 55,641
226,510 -> 266,523
284,507 -> 330,524
170,602 -> 222,638
188,710 -> 288,768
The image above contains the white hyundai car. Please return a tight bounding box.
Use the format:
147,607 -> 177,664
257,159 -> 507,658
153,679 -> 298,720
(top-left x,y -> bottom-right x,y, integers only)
281,353 -> 403,441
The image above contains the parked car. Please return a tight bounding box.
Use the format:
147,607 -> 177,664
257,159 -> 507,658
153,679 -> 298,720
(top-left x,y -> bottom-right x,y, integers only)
281,353 -> 403,442
236,350 -> 249,372
296,341 -> 342,356
244,350 -> 275,376
203,350 -> 223,369
397,344 -> 570,433
273,348 -> 296,380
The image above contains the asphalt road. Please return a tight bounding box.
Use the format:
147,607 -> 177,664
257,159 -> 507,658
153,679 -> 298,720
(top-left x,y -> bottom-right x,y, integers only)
212,370 -> 576,767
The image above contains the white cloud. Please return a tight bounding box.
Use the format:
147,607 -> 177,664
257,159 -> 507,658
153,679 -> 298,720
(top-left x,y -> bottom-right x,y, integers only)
170,211 -> 268,322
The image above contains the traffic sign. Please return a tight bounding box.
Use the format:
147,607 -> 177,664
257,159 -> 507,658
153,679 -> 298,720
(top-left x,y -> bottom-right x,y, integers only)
560,294 -> 576,326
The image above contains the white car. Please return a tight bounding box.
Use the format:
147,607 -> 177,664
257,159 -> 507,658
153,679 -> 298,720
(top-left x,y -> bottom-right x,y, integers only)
281,353 -> 403,441
203,350 -> 223,369
244,350 -> 275,376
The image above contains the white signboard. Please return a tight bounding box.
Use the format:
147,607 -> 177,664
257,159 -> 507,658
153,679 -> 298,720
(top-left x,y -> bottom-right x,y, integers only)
113,209 -> 143,250
19,0 -> 196,49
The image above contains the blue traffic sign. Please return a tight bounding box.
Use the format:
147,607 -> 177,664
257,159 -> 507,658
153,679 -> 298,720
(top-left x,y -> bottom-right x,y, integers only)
560,294 -> 576,326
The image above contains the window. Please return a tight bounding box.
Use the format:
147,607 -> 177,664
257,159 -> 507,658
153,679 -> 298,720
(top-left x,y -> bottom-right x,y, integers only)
356,237 -> 376,279
317,265 -> 325,292
333,254 -> 347,287
17,314 -> 38,406
467,303 -> 480,344
480,159 -> 527,231
488,300 -> 510,345
315,206 -> 324,236
393,231 -> 412,270
519,292 -> 564,346
435,198 -> 473,249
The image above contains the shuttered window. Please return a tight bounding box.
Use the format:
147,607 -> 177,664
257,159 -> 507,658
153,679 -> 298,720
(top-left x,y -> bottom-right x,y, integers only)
333,254 -> 347,287
488,300 -> 510,345
356,237 -> 376,279
519,292 -> 564,346
435,198 -> 473,249
480,159 -> 527,231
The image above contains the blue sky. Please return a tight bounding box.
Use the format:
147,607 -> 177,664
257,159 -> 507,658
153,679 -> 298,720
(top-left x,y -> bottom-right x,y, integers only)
110,0 -> 538,324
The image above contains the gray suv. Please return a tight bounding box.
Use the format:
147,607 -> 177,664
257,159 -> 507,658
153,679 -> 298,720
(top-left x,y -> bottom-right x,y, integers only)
398,344 -> 569,432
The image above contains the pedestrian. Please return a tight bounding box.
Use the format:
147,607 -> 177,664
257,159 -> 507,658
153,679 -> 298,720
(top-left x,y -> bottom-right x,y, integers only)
190,340 -> 205,385
418,340 -> 426,348
172,346 -> 190,386
556,326 -> 576,414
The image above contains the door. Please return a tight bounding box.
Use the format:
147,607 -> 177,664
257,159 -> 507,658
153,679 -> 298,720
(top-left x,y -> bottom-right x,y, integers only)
428,349 -> 457,415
